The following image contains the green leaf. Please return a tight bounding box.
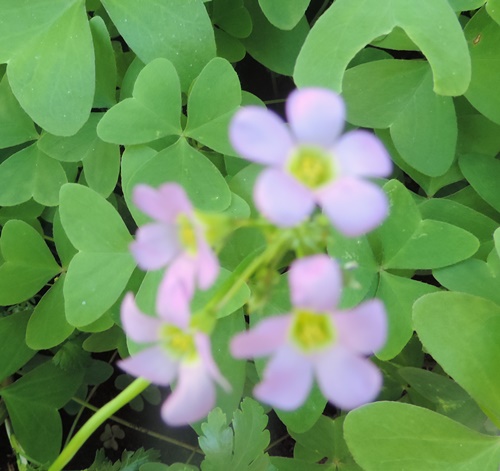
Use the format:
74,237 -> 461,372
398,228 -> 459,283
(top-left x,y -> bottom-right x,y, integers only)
242,0 -> 310,76
0,143 -> 67,206
343,60 -> 457,176
0,73 -> 37,148
97,58 -> 182,145
414,292 -> 500,423
59,184 -> 135,326
100,0 -> 215,90
128,138 -> 231,212
399,367 -> 489,432
459,153 -> 500,213
2,0 -> 94,135
90,15 -> 117,108
376,273 -> 439,360
185,58 -> 241,155
0,360 -> 83,464
344,402 -> 500,471
465,8 -> 500,125
199,398 -> 271,471
212,0 -> 252,39
258,0 -> 309,30
295,0 -> 471,96
0,220 -> 60,305
383,219 -> 479,270
0,310 -> 35,382
26,275 -> 74,349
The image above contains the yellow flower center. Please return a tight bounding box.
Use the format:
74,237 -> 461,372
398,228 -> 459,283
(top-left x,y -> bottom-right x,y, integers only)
290,310 -> 335,352
288,147 -> 334,189
177,214 -> 198,254
161,325 -> 197,362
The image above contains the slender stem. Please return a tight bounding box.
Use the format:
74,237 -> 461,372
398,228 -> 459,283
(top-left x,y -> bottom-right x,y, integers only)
71,397 -> 203,454
49,378 -> 150,471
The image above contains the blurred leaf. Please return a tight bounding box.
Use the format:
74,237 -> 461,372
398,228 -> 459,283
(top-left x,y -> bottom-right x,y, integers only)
0,310 -> 35,382
414,292 -> 500,424
344,402 -> 500,471
258,0 -> 309,30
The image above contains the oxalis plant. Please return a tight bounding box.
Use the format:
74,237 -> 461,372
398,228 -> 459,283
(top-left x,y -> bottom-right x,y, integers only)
1,0 -> 500,470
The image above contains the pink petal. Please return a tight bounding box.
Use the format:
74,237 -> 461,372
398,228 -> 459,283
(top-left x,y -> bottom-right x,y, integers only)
161,362 -> 216,425
130,223 -> 181,270
231,315 -> 291,358
315,347 -> 382,410
286,88 -> 345,147
289,255 -> 342,311
195,239 -> 220,290
334,130 -> 393,178
254,346 -> 313,410
118,346 -> 178,386
254,168 -> 315,227
156,260 -> 193,327
133,184 -> 192,224
317,177 -> 389,237
334,299 -> 387,354
120,293 -> 162,343
229,106 -> 293,166
195,333 -> 231,391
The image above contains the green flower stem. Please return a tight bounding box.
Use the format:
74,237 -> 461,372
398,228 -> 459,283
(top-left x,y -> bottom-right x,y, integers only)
48,378 -> 150,471
192,231 -> 292,331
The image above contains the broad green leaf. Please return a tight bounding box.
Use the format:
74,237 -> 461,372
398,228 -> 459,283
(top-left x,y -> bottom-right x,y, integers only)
1,360 -> 83,464
383,219 -> 479,270
373,180 -> 421,264
242,0 -> 310,76
343,60 -> 456,176
450,0 -> 486,10
128,138 -> 231,212
459,153 -> 500,212
0,73 -> 37,148
97,58 -> 182,145
212,0 -> 252,39
59,184 -> 135,326
457,112 -> 500,157
0,144 -> 67,206
465,8 -> 500,124
399,367 -> 489,432
487,0 -> 500,24
344,402 -> 500,471
52,210 -> 77,269
376,273 -> 439,360
414,292 -> 500,423
214,29 -> 246,63
100,0 -> 216,90
419,198 -> 497,259
185,58 -> 242,155
26,275 -> 74,349
2,0 -> 94,135
0,220 -> 60,305
258,0 -> 309,30
90,15 -> 117,108
0,310 -> 35,382
295,0 -> 471,96
59,183 -> 131,252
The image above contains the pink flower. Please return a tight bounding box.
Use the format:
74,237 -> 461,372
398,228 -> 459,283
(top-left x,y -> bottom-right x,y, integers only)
229,88 -> 392,236
119,292 -> 230,425
230,254 -> 386,411
130,183 -> 219,305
